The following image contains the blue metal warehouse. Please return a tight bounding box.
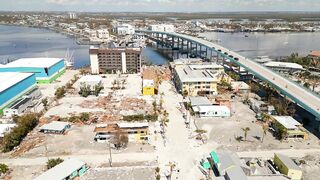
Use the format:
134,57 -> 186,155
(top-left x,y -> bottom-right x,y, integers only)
0,72 -> 37,115
0,58 -> 66,84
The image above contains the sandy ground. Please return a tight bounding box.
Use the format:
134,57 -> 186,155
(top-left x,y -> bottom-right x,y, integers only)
19,125 -> 155,158
44,96 -> 104,117
197,97 -> 320,152
149,81 -> 217,179
44,73 -> 150,118
83,166 -> 156,180
3,74 -> 320,180
5,165 -> 45,180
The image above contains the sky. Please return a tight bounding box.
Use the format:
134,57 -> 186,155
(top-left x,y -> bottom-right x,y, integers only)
1,0 -> 320,12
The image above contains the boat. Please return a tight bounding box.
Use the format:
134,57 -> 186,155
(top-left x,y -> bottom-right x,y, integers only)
64,48 -> 75,68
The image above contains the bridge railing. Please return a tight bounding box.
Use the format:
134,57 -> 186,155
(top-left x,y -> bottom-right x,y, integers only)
138,30 -> 320,113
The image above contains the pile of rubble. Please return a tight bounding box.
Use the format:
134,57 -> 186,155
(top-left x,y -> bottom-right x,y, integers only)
11,131 -> 45,157
78,93 -> 152,123
120,98 -> 151,112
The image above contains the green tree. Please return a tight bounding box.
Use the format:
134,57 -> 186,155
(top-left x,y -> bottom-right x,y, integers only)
79,83 -> 91,97
54,86 -> 66,99
182,90 -> 188,98
93,82 -> 104,96
161,110 -> 169,127
0,163 -> 9,175
112,130 -> 129,149
47,158 -> 64,169
303,82 -> 310,88
2,113 -> 39,152
79,112 -> 90,122
41,97 -> 49,111
152,100 -> 157,115
308,75 -> 320,91
241,127 -> 251,141
79,69 -> 87,75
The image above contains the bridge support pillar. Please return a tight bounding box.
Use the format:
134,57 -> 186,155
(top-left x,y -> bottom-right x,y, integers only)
187,41 -> 190,58
205,47 -> 208,59
196,43 -> 198,57
156,33 -> 159,48
161,34 -> 164,48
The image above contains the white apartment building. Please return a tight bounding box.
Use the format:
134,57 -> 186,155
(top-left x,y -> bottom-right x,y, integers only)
96,29 -> 110,40
149,24 -> 175,32
114,24 -> 135,35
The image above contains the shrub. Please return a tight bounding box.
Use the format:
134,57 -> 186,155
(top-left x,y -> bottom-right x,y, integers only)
47,158 -> 64,169
55,86 -> 66,99
41,98 -> 49,111
123,114 -> 158,122
79,83 -> 91,97
0,164 -> 9,175
93,82 -> 104,96
67,113 -> 90,123
79,113 -> 90,122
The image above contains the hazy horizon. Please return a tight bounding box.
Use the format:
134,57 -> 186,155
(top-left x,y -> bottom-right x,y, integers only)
1,0 -> 320,12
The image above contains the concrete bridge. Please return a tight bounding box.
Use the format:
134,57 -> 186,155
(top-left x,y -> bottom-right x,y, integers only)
136,30 -> 320,120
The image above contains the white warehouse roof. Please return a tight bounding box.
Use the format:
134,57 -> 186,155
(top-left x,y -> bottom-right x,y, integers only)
264,61 -> 304,70
1,58 -> 63,68
0,72 -> 34,93
34,158 -> 85,180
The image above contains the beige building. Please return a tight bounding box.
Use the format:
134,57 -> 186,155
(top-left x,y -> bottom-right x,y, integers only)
172,60 -> 226,96
274,153 -> 302,180
89,46 -> 141,74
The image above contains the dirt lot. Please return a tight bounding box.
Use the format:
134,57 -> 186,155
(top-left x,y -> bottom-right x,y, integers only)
196,97 -> 320,152
44,73 -> 154,120
20,125 -> 155,158
4,165 -> 44,180
83,166 -> 156,180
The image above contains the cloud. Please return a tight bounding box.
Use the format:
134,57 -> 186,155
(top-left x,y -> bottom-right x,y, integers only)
1,0 -> 320,11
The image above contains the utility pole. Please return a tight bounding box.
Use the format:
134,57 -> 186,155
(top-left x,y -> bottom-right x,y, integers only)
109,141 -> 112,167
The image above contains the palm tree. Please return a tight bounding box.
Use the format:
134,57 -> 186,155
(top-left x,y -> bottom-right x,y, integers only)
159,93 -> 164,110
261,124 -> 268,143
41,97 -> 48,111
241,127 -> 250,141
308,75 -> 319,91
161,110 -> 169,132
112,80 -> 116,89
152,100 -> 157,115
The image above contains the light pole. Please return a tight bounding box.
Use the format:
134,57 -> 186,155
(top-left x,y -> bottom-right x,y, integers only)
109,141 -> 112,167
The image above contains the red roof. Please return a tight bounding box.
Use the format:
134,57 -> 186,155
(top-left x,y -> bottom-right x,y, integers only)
309,51 -> 320,57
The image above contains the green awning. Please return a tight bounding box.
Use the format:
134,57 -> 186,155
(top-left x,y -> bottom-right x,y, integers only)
210,151 -> 219,164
